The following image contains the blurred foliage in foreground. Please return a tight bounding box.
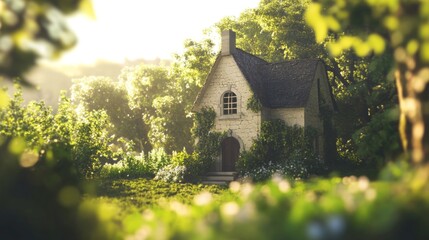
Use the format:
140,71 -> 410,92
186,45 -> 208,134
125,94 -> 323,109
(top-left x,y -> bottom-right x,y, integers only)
126,162 -> 429,240
0,0 -> 93,80
0,85 -> 121,239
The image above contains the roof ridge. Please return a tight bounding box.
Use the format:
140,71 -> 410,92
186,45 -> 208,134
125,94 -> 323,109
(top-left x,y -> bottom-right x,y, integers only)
234,48 -> 269,64
268,58 -> 320,66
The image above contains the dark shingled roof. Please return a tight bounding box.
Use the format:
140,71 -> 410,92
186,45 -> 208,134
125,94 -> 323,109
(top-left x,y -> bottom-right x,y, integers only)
232,48 -> 320,108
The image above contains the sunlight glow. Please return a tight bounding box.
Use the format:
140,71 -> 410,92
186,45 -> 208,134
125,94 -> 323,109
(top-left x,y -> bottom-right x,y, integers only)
59,0 -> 260,65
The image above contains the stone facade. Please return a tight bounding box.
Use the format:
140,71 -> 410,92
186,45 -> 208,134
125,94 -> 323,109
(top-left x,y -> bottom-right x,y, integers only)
266,108 -> 305,127
193,55 -> 261,151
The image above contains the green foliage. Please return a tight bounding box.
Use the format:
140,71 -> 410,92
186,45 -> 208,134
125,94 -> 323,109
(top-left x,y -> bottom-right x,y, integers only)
353,108 -> 402,168
100,154 -> 153,180
95,178 -> 228,211
118,63 -> 197,153
0,136 -> 118,240
237,120 -> 323,181
0,81 -> 115,239
171,151 -> 203,183
71,76 -> 149,152
145,148 -> 170,173
92,178 -> 229,237
0,85 -> 54,150
0,87 -> 132,178
67,34 -> 216,155
306,0 -> 429,62
246,94 -> 262,113
100,148 -> 201,183
125,171 -> 429,240
305,0 -> 429,165
192,107 -> 226,175
172,39 -> 216,90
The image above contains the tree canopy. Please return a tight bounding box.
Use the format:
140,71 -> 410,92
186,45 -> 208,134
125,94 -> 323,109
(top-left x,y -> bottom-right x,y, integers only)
306,0 -> 429,164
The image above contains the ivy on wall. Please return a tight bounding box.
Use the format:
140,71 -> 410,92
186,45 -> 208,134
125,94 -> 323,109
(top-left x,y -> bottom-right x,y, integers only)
237,119 -> 324,181
246,95 -> 262,113
192,107 -> 226,174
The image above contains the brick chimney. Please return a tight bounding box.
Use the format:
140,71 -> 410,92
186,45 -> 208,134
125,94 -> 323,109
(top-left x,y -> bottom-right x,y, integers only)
221,30 -> 236,56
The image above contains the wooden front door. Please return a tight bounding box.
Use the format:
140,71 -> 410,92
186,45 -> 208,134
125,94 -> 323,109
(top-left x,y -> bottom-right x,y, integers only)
221,137 -> 240,172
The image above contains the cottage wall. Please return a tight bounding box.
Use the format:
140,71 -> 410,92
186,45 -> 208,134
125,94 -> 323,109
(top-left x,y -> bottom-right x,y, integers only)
304,78 -> 321,131
316,63 -> 335,111
304,62 -> 334,158
266,108 -> 305,127
194,55 -> 261,151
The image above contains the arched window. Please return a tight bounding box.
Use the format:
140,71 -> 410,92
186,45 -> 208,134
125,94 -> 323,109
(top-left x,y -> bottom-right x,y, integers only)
223,91 -> 237,115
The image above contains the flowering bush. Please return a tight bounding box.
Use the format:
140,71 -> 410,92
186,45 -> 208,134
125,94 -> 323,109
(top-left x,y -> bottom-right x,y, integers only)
154,164 -> 186,183
238,120 -> 323,181
241,158 -> 309,182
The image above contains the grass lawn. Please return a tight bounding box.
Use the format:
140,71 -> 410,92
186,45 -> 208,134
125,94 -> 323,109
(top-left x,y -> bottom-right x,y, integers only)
92,178 -> 231,214
85,178 -> 236,238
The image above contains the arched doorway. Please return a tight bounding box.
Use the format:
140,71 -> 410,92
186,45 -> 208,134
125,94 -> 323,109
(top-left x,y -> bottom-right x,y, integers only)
221,137 -> 240,172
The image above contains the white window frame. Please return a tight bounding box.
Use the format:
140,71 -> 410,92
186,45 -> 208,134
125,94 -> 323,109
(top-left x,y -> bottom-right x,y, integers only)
222,91 -> 238,115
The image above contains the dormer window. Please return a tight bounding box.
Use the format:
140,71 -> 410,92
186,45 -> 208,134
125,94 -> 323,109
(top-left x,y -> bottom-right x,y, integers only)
223,91 -> 238,115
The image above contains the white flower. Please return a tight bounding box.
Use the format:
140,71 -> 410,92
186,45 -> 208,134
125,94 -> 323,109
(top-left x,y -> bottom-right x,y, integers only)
221,202 -> 239,217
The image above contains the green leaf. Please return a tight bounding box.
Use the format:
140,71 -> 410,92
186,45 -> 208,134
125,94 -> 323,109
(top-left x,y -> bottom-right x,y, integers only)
305,3 -> 327,43
383,16 -> 399,31
326,16 -> 341,32
406,39 -> 419,56
353,39 -> 371,57
328,42 -> 343,57
368,34 -> 386,55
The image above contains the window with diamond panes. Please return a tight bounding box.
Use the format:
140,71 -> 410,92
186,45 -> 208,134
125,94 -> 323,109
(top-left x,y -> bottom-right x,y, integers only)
223,92 -> 237,115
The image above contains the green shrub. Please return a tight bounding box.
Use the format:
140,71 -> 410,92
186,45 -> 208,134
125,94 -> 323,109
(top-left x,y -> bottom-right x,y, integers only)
237,120 -> 323,181
99,155 -> 153,179
172,151 -> 203,182
147,148 -> 171,173
0,87 -> 136,179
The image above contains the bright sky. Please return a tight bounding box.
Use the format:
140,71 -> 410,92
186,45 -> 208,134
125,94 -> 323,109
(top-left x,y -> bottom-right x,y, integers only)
59,0 -> 261,65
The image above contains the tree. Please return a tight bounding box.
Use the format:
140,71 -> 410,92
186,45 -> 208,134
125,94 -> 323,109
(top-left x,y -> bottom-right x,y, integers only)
71,76 -> 149,151
306,1 -> 429,164
115,38 -> 216,153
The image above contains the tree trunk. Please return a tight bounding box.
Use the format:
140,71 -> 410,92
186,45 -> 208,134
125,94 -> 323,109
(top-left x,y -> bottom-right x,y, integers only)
396,59 -> 429,164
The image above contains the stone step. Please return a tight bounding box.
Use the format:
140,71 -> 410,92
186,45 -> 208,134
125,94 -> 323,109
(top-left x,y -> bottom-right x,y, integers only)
203,175 -> 235,182
202,172 -> 237,185
206,171 -> 237,176
201,180 -> 228,186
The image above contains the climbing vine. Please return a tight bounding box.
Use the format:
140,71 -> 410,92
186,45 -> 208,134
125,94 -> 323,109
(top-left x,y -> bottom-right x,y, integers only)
246,94 -> 262,113
237,119 -> 324,181
192,107 -> 226,174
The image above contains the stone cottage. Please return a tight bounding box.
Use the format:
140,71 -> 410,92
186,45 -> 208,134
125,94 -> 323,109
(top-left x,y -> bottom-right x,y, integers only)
193,30 -> 336,175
